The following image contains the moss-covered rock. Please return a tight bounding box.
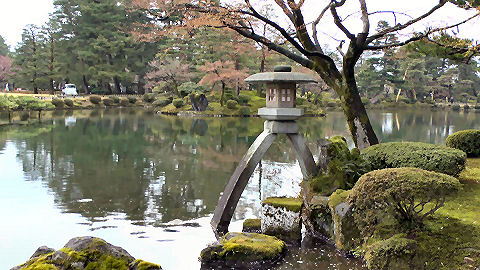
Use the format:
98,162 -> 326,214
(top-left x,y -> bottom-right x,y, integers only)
364,234 -> 418,270
308,194 -> 334,238
362,142 -> 466,176
312,136 -> 371,195
261,197 -> 302,243
446,129 -> 480,157
242,218 -> 261,233
200,232 -> 285,269
11,237 -> 161,270
262,197 -> 302,212
328,189 -> 361,251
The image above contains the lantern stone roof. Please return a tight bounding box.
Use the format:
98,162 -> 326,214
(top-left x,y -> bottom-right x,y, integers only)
245,65 -> 318,84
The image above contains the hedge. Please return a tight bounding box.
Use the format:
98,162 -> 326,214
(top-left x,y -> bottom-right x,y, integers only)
89,95 -> 102,105
362,142 -> 466,176
51,98 -> 65,108
226,99 -> 238,110
445,129 -> 480,157
348,168 -> 461,236
64,98 -> 74,107
172,98 -> 184,108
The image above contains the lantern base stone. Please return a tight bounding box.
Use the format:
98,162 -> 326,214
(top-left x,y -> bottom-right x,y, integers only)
264,120 -> 299,134
258,107 -> 303,120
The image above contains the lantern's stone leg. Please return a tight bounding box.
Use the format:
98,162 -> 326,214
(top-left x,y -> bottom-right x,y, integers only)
287,133 -> 318,179
211,130 -> 278,237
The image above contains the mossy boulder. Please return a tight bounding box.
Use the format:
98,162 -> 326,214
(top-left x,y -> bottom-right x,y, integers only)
364,234 -> 418,270
242,218 -> 261,233
307,194 -> 334,238
200,232 -> 285,269
11,236 -> 161,270
328,189 -> 361,251
312,136 -> 371,195
362,142 -> 466,176
261,197 -> 303,243
446,129 -> 480,157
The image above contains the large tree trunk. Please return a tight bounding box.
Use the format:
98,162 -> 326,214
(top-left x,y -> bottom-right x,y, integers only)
82,75 -> 89,94
312,40 -> 379,150
221,81 -> 225,106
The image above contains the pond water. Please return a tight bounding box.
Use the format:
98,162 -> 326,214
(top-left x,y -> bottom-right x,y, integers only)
1,108 -> 479,269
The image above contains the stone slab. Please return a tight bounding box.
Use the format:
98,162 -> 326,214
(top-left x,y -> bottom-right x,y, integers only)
258,107 -> 303,120
264,120 -> 299,134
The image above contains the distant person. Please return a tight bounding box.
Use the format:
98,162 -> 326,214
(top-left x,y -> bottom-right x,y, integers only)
5,83 -> 9,92
450,96 -> 454,104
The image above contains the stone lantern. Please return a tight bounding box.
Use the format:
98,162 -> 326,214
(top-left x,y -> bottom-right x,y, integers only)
245,65 -> 317,120
211,66 -> 319,236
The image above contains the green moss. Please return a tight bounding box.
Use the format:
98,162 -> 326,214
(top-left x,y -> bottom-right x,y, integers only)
364,234 -> 417,270
311,136 -> 370,194
243,218 -> 261,229
262,197 -> 302,212
21,252 -> 58,270
201,232 -> 285,262
362,142 -> 466,176
328,189 -> 350,209
132,259 -> 162,270
459,158 -> 480,183
355,159 -> 480,270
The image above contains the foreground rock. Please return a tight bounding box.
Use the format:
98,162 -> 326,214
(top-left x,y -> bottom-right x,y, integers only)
261,197 -> 303,243
200,232 -> 285,269
11,236 -> 161,270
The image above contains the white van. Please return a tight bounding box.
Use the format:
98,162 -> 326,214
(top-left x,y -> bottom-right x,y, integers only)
62,84 -> 78,96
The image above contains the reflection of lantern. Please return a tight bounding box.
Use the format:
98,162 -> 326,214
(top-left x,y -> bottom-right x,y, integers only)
211,65 -> 319,236
245,65 -> 317,120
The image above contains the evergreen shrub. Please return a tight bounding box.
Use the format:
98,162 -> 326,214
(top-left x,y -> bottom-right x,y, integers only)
64,98 -> 74,107
89,95 -> 102,105
226,100 -> 238,109
362,142 -> 466,176
238,94 -> 251,105
52,98 -> 65,108
464,104 -> 470,111
348,168 -> 461,236
127,96 -> 137,104
152,97 -> 172,108
452,104 -> 460,111
445,129 -> 480,157
103,98 -> 114,106
295,97 -> 306,106
172,98 -> 184,108
120,98 -> 130,106
239,106 -> 250,116
143,93 -> 155,103
110,96 -> 120,103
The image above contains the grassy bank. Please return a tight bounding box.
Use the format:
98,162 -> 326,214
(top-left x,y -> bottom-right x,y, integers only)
149,90 -> 325,117
361,158 -> 480,269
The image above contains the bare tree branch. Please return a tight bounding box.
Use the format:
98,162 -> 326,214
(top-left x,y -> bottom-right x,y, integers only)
358,0 -> 370,35
242,1 -> 331,62
312,2 -> 332,48
228,22 -> 314,68
366,0 -> 448,44
330,0 -> 355,40
365,12 -> 480,50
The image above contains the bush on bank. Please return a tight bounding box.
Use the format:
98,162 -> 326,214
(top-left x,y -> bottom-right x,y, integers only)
348,168 -> 461,237
446,129 -> 480,157
362,142 -> 466,176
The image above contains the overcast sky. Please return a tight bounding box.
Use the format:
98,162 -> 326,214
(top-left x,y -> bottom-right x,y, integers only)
0,0 -> 479,51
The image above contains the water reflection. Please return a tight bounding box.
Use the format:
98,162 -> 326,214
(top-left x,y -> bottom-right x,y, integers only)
1,108 -> 479,269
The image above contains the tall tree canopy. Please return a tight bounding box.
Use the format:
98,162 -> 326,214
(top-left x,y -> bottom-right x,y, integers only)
132,0 -> 480,149
0,35 -> 10,56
